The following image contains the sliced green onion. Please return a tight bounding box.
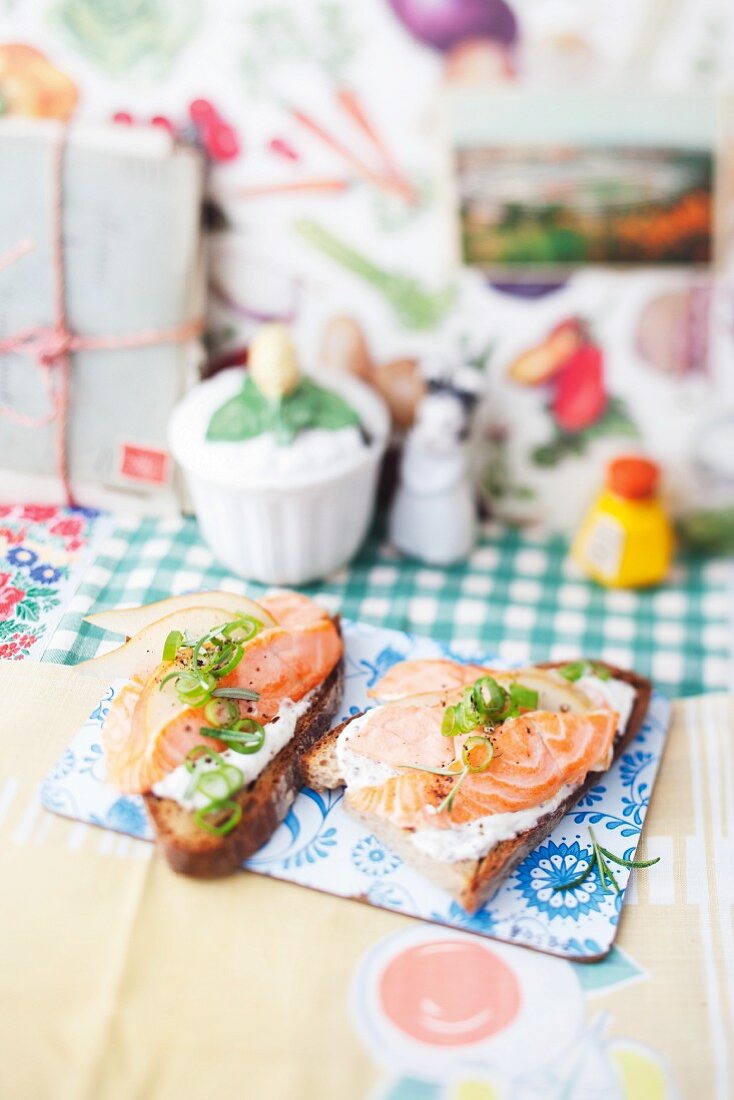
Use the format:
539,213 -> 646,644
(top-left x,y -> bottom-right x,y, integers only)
472,676 -> 506,716
177,671 -> 217,707
195,771 -> 231,802
221,764 -> 245,792
196,762 -> 244,798
185,745 -> 225,772
452,703 -> 476,735
558,661 -> 587,682
204,698 -> 239,727
223,616 -> 262,642
192,624 -> 227,670
441,676 -> 511,742
162,630 -> 183,662
208,642 -> 244,679
559,660 -> 612,684
460,687 -> 482,727
509,683 -> 539,712
225,718 -> 266,755
156,616 -> 264,710
461,735 -> 494,774
194,799 -> 242,836
196,766 -> 243,802
441,706 -> 457,737
212,686 -> 261,702
158,670 -> 180,692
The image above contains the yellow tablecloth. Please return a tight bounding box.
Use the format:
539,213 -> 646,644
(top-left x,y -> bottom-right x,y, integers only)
1,660 -> 732,1099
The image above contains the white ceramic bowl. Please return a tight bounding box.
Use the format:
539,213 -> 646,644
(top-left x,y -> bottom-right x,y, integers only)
169,369 -> 389,584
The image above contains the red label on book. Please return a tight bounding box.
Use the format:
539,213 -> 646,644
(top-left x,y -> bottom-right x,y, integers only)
119,443 -> 170,485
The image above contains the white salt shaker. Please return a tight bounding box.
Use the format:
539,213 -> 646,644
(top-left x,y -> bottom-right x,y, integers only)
389,387 -> 478,565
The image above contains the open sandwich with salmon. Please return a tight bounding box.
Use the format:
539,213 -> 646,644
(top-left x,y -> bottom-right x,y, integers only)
96,591 -> 344,876
302,657 -> 651,914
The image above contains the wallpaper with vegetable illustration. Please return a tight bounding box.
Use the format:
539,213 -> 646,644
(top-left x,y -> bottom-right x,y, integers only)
1,0 -> 733,534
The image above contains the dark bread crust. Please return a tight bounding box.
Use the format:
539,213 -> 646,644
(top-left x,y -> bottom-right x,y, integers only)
302,659 -> 652,915
144,657 -> 344,878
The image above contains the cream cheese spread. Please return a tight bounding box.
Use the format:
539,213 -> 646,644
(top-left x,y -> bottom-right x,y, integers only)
410,784 -> 575,862
152,690 -> 315,809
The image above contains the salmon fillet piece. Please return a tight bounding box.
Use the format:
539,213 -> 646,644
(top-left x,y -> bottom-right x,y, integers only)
347,709 -> 617,830
258,590 -> 331,629
368,659 -> 488,701
105,613 -> 342,794
345,705 -> 458,771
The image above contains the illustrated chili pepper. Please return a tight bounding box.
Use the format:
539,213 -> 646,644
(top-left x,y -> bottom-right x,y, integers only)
551,344 -> 608,432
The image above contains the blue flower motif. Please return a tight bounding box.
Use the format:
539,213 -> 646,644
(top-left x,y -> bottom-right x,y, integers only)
576,784 -> 605,809
620,793 -> 647,827
105,797 -> 148,837
6,546 -> 37,568
45,748 -> 75,781
29,563 -> 62,585
80,742 -> 106,782
514,839 -> 607,921
564,936 -> 604,958
352,834 -> 401,877
432,899 -> 501,934
367,881 -> 415,910
619,751 -> 654,789
89,685 -> 115,724
281,826 -> 338,868
359,645 -> 406,688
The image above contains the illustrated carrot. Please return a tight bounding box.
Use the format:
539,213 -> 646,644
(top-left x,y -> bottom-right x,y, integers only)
232,178 -> 351,199
335,86 -> 417,203
284,100 -> 413,202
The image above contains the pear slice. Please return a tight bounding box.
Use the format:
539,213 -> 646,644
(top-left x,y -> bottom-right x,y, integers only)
492,669 -> 593,713
84,592 -> 275,638
77,607 -> 259,682
385,668 -> 592,714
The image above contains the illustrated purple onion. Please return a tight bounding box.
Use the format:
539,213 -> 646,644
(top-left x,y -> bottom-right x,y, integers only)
489,280 -> 568,299
386,0 -> 518,51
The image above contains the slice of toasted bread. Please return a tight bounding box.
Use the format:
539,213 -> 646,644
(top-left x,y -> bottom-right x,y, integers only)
144,658 -> 344,877
301,662 -> 651,914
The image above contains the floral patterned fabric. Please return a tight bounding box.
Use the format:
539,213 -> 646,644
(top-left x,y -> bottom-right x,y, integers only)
0,504 -> 104,660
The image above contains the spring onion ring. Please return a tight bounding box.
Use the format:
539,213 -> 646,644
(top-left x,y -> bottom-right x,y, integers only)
204,698 -> 239,727
194,799 -> 243,836
461,735 -> 495,773
162,630 -> 184,662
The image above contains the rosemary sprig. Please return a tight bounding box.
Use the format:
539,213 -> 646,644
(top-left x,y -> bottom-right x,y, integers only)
557,827 -> 660,895
436,766 -> 469,814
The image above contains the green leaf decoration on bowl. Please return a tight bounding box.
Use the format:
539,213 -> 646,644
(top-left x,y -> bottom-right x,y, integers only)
206,375 -> 361,445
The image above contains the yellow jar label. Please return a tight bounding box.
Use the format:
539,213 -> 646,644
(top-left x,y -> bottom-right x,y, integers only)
582,513 -> 625,580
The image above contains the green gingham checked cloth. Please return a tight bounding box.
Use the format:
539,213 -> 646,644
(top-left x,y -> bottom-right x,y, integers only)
42,514 -> 733,699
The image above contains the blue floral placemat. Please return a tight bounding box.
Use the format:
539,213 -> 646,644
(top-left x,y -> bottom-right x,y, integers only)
41,622 -> 671,960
